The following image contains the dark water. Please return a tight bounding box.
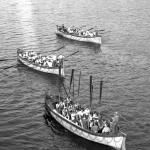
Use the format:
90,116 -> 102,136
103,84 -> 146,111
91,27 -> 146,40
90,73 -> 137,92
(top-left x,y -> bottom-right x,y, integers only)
0,0 -> 150,150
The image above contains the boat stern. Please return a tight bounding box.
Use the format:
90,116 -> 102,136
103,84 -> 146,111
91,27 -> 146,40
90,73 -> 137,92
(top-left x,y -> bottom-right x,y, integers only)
120,136 -> 126,150
92,36 -> 102,44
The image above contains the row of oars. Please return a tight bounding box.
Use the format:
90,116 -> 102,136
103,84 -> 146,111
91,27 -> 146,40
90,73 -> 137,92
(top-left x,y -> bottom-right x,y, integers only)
69,24 -> 106,34
60,69 -> 103,109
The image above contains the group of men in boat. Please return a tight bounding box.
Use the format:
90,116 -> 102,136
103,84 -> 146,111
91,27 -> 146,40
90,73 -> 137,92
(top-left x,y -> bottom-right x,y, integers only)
57,24 -> 99,38
19,50 -> 64,68
55,97 -> 120,135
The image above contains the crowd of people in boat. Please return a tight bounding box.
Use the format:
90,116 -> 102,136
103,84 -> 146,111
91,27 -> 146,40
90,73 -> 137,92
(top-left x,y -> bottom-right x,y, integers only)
57,24 -> 99,38
19,50 -> 64,68
55,97 -> 120,135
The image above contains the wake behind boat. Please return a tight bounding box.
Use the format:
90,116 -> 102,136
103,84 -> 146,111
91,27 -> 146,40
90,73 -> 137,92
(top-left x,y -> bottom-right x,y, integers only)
17,48 -> 65,76
56,25 -> 102,45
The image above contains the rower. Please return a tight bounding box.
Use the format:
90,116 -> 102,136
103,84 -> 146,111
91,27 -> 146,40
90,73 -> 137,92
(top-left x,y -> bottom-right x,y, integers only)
102,121 -> 110,133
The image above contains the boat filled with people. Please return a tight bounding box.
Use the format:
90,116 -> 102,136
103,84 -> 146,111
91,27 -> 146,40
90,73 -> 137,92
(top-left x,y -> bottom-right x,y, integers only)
45,95 -> 127,150
17,48 -> 65,76
56,24 -> 102,45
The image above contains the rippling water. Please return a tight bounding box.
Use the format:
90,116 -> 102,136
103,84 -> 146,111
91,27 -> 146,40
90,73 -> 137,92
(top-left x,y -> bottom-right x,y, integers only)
0,0 -> 150,150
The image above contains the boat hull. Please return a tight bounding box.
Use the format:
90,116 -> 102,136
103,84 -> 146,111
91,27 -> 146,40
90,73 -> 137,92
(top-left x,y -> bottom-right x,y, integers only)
17,55 -> 65,77
45,97 -> 126,150
56,30 -> 101,45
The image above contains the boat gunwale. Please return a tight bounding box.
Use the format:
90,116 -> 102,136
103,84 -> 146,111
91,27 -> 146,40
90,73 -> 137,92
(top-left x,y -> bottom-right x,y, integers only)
17,50 -> 64,70
56,29 -> 102,39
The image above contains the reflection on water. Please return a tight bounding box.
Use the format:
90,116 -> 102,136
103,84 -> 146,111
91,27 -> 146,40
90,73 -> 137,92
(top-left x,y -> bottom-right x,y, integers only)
16,0 -> 38,49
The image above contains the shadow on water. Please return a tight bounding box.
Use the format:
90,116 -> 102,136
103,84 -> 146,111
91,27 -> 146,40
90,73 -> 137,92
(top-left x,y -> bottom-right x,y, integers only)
16,62 -> 64,92
56,35 -> 101,53
43,113 -> 114,150
16,62 -> 62,81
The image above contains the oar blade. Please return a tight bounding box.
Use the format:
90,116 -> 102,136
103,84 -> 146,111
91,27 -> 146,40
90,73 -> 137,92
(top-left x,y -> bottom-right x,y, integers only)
0,58 -> 15,62
0,64 -> 17,70
65,50 -> 79,59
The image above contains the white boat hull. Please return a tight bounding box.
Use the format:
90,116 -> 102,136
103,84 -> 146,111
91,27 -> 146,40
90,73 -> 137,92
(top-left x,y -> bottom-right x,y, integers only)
18,56 -> 65,76
50,109 -> 126,150
56,30 -> 101,45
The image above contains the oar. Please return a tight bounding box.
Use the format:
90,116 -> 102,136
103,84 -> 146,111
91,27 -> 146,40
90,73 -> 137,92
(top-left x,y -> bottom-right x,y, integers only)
65,50 -> 79,59
51,45 -> 65,52
42,45 -> 65,54
0,58 -> 15,62
49,39 -> 57,42
78,25 -> 87,30
99,80 -> 103,104
61,82 -> 69,97
89,75 -> 93,109
87,27 -> 94,31
97,29 -> 105,32
69,69 -> 74,94
78,70 -> 81,96
1,64 -> 17,70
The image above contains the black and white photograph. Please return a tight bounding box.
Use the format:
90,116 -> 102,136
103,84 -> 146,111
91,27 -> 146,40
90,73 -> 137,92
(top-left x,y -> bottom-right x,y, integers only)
0,0 -> 150,150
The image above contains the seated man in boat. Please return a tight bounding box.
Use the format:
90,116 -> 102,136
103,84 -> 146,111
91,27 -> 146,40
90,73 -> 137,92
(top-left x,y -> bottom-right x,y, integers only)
61,24 -> 68,33
50,55 -> 57,67
77,108 -> 84,118
84,31 -> 90,37
102,121 -> 111,134
57,55 -> 64,67
91,120 -> 99,133
22,51 -> 29,59
97,119 -> 104,133
81,115 -> 89,129
93,31 -> 96,37
47,61 -> 53,68
71,111 -> 76,122
62,107 -> 68,117
78,30 -> 84,36
67,26 -> 74,34
83,108 -> 90,116
56,101 -> 64,114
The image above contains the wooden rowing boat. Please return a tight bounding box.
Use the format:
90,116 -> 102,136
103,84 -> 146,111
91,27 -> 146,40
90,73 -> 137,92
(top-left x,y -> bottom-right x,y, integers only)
56,25 -> 102,45
17,49 -> 65,77
45,95 -> 126,150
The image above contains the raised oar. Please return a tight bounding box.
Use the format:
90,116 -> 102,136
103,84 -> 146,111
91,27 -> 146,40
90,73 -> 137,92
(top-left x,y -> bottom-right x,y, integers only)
69,69 -> 74,94
99,80 -> 103,104
78,70 -> 81,96
62,82 -> 69,97
89,75 -> 93,109
65,50 -> 79,59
